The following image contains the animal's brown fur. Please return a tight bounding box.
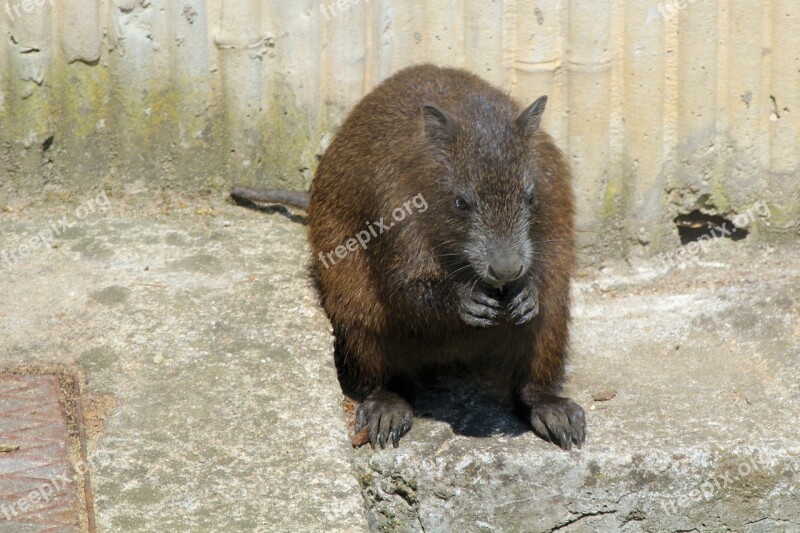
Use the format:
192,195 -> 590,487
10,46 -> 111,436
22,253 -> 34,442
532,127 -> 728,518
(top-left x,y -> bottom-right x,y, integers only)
303,64 -> 584,450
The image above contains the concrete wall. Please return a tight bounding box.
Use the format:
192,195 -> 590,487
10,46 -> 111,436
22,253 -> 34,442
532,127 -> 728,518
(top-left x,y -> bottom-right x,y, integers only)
1,0 -> 798,253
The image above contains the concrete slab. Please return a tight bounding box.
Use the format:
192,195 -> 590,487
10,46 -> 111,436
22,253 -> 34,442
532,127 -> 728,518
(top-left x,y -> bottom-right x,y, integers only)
356,243 -> 800,532
1,198 -> 798,532
0,200 -> 367,532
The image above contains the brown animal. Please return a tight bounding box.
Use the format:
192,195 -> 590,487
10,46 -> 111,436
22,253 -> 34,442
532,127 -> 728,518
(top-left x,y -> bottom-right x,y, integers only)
234,64 -> 584,450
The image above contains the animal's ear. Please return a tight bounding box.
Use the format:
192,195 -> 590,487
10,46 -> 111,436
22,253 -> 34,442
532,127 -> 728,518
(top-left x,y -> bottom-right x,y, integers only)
422,104 -> 460,144
516,95 -> 548,135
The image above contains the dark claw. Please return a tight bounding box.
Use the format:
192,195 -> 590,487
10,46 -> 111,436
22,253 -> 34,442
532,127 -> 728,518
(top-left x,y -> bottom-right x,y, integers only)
568,408 -> 586,447
369,418 -> 380,450
464,316 -> 498,328
354,408 -> 367,434
507,283 -> 539,325
531,416 -> 548,438
472,291 -> 503,309
465,300 -> 500,318
382,413 -> 396,449
401,418 -> 412,436
509,286 -> 531,310
560,429 -> 571,451
515,304 -> 539,325
460,286 -> 503,328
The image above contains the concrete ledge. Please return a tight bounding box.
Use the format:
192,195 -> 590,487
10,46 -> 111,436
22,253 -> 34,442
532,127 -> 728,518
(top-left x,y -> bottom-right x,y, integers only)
0,202 -> 367,532
1,200 -> 798,532
355,245 -> 800,531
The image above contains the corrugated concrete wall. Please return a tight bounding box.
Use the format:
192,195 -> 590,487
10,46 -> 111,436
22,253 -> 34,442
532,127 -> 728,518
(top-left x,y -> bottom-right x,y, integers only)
1,1 -> 798,253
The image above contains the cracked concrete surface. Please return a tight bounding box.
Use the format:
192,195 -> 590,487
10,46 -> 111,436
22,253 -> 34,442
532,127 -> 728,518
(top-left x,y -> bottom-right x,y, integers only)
355,241 -> 800,532
0,199 -> 366,532
0,197 -> 798,532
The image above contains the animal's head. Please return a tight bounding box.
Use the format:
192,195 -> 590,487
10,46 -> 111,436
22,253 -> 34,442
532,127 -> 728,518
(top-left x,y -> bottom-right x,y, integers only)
421,95 -> 549,288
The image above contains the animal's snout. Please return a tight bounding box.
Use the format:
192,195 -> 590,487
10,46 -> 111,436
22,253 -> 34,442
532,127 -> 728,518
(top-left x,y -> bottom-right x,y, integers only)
487,253 -> 525,284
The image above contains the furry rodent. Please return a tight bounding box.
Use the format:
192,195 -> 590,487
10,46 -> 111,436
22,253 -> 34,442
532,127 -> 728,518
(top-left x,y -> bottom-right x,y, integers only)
235,64 -> 584,450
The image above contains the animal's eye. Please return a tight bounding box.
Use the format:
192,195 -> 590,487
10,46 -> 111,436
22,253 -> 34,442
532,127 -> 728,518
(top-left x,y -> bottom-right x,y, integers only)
455,196 -> 471,211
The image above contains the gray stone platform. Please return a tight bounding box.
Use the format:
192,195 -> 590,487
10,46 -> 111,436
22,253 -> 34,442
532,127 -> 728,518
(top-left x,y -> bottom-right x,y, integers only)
0,197 -> 797,532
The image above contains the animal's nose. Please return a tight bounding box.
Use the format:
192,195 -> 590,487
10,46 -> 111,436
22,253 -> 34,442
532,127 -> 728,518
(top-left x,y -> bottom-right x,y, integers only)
487,255 -> 525,283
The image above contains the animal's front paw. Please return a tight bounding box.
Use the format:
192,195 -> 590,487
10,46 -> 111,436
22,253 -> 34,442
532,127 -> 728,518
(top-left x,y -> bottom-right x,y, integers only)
521,392 -> 586,450
458,285 -> 502,328
505,282 -> 539,325
355,390 -> 413,449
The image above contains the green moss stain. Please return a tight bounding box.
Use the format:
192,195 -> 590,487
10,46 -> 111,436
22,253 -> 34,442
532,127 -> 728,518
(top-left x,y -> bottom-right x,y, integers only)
116,83 -> 180,155
224,79 -> 322,191
258,86 -> 316,190
7,54 -> 51,144
601,154 -> 633,255
602,171 -> 627,220
2,42 -> 330,194
53,60 -> 110,139
710,156 -> 732,213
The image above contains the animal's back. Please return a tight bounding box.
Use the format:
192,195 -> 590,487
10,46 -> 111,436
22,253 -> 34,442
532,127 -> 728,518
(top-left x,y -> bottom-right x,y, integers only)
310,64 -> 515,214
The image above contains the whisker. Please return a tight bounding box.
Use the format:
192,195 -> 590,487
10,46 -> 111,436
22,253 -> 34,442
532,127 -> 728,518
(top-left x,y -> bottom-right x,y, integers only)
439,263 -> 474,284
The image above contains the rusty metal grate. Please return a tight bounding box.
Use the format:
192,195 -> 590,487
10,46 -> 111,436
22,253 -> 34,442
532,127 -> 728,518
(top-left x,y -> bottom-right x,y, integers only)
0,374 -> 94,532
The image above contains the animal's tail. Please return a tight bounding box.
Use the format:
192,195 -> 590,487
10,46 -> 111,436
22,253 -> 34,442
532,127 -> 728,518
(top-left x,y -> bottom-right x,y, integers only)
230,185 -> 310,210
